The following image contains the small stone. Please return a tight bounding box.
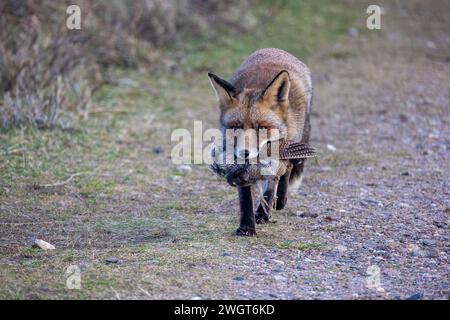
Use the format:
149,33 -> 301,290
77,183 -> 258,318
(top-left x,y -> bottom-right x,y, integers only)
348,27 -> 359,37
406,292 -> 423,300
298,212 -> 318,218
326,144 -> 337,152
398,114 -> 409,122
412,249 -> 427,257
274,275 -> 287,281
421,239 -> 436,246
152,146 -> 163,154
271,259 -> 285,265
273,268 -> 284,273
426,40 -> 437,49
401,171 -> 410,176
172,175 -> 183,182
222,252 -> 232,257
176,164 -> 192,174
32,239 -> 55,250
425,250 -> 439,258
433,221 -> 446,228
233,276 -> 245,281
105,256 -> 121,264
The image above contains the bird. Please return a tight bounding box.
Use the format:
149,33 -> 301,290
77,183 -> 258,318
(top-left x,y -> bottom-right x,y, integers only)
209,139 -> 317,187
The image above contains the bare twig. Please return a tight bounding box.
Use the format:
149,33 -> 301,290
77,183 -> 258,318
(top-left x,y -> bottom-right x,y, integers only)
36,172 -> 91,188
110,286 -> 121,300
138,286 -> 151,297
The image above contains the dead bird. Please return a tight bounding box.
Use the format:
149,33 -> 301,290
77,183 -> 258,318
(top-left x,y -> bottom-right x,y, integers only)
209,139 -> 317,187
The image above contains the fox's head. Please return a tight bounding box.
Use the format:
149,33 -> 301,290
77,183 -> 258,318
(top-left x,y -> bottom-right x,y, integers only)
208,70 -> 290,161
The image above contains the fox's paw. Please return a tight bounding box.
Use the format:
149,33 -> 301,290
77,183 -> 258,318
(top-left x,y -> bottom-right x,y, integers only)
236,226 -> 256,236
255,211 -> 270,224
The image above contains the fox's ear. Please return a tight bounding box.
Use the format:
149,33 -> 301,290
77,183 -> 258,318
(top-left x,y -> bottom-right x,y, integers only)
208,72 -> 235,106
261,70 -> 290,105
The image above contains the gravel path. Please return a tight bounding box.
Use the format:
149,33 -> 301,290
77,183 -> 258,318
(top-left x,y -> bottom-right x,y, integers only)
222,1 -> 449,299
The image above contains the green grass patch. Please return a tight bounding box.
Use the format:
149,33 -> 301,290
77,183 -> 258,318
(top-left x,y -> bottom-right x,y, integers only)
171,0 -> 360,74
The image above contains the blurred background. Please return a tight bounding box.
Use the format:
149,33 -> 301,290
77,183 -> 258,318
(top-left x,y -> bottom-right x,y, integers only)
0,0 -> 358,129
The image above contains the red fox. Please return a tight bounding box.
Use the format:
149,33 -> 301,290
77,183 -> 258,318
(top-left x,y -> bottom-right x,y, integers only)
208,48 -> 313,236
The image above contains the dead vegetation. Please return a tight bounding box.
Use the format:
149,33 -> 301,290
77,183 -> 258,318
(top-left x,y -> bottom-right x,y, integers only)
0,0 -> 255,129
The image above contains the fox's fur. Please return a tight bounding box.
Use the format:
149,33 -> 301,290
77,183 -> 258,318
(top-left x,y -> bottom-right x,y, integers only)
208,48 -> 312,236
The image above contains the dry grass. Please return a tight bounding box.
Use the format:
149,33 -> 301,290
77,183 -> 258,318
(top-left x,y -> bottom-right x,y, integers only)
0,0 -> 255,129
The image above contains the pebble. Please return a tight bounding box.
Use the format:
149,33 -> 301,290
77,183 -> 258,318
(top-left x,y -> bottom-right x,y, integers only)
426,40 -> 437,49
274,275 -> 287,281
176,164 -> 192,174
398,114 -> 408,122
271,259 -> 285,265
152,146 -> 163,154
326,144 -> 337,152
32,239 -> 55,250
348,27 -> 359,37
298,212 -> 318,218
420,239 -> 436,246
412,249 -> 427,258
233,276 -> 245,281
406,292 -> 423,300
172,175 -> 183,182
105,256 -> 121,264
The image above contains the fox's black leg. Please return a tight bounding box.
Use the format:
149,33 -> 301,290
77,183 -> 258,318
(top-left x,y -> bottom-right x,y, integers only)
256,178 -> 278,223
275,167 -> 293,210
236,185 -> 256,236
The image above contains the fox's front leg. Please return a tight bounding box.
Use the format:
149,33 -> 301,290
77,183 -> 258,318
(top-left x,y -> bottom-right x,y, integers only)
236,185 -> 256,236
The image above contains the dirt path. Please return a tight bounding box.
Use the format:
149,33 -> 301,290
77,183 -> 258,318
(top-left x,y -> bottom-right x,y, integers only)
275,1 -> 450,299
210,0 -> 450,299
0,1 -> 448,299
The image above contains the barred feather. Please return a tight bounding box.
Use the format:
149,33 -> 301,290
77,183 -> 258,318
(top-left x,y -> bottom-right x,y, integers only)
209,139 -> 317,186
279,140 -> 317,160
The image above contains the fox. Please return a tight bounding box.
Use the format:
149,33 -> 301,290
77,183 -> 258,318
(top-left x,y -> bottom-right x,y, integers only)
208,48 -> 313,236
